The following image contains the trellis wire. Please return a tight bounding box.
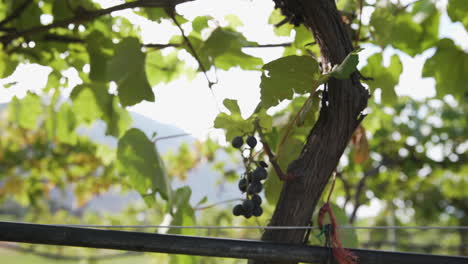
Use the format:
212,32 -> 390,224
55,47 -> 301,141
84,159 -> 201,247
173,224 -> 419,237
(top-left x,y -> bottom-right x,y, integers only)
18,222 -> 468,230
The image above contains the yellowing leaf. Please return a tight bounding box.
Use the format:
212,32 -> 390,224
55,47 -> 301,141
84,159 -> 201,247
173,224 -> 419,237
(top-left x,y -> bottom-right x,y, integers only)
351,125 -> 369,164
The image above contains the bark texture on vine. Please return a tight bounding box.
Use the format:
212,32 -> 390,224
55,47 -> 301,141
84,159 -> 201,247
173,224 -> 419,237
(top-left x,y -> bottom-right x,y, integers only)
253,0 -> 369,263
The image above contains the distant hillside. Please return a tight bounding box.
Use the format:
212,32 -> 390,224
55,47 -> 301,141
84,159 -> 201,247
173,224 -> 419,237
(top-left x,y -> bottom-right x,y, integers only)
79,111 -> 194,154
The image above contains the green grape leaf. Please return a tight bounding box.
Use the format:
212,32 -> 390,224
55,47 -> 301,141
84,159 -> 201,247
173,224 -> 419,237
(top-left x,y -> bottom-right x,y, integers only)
264,131 -> 307,204
337,0 -> 358,13
224,14 -> 243,28
297,93 -> 320,127
422,38 -> 468,100
8,93 -> 42,130
330,49 -> 362,80
9,1 -> 41,30
360,53 -> 402,105
411,0 -> 440,51
214,99 -> 251,141
117,128 -> 172,206
260,55 -> 320,108
54,103 -> 78,145
293,25 -> 315,50
72,82 -> 130,137
0,50 -> 18,78
447,0 -> 468,31
199,28 -> 262,71
264,163 -> 283,204
191,16 -> 210,37
142,8 -> 169,23
45,71 -> 61,92
370,5 -> 423,56
70,83 -> 113,125
268,9 -> 294,36
44,102 -> 78,144
105,96 -> 132,137
214,99 -> 272,141
283,25 -> 318,59
71,86 -> 102,124
52,0 -> 73,21
108,37 -> 154,107
86,31 -> 113,82
169,187 -> 194,234
146,50 -> 195,86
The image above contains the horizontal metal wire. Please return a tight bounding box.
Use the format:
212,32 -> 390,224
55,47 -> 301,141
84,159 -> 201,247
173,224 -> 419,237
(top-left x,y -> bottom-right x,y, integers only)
17,222 -> 468,230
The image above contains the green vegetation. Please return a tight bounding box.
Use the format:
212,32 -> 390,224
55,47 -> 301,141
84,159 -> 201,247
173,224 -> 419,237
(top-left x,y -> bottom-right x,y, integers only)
0,0 -> 466,262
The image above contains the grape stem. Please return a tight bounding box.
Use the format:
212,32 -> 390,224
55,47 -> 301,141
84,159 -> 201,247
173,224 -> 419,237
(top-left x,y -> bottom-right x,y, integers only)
254,119 -> 291,181
275,91 -> 318,160
193,198 -> 244,211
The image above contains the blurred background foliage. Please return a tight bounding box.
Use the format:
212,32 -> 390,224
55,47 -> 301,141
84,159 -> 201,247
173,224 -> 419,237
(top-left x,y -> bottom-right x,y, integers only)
0,0 -> 466,263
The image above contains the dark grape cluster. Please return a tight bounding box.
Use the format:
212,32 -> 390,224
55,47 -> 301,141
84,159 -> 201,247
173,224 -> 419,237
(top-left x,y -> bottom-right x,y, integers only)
231,135 -> 268,218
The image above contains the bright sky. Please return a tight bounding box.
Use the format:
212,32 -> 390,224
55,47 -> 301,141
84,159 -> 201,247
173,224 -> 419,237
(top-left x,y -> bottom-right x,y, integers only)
0,0 -> 466,219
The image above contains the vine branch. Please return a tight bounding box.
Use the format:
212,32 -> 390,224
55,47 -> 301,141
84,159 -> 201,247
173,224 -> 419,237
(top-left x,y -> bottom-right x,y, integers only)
0,0 -> 33,28
153,133 -> 192,143
253,119 -> 291,181
167,10 -> 215,88
0,0 -> 193,45
193,198 -> 243,211
38,33 -> 293,49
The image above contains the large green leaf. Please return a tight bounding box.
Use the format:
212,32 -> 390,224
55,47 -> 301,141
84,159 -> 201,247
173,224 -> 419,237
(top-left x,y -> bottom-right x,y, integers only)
370,7 -> 421,56
447,0 -> 468,31
411,0 -> 440,51
0,50 -> 18,78
198,28 -> 263,71
8,93 -> 42,130
44,102 -> 78,145
360,53 -> 402,105
168,187 -> 194,234
52,0 -> 73,21
192,16 -> 210,33
105,96 -> 132,137
117,128 -> 171,206
146,50 -> 195,86
108,38 -> 154,107
422,39 -> 468,100
264,162 -> 283,204
7,1 -> 41,30
260,55 -> 320,108
168,187 -> 197,264
54,103 -> 78,145
268,9 -> 294,37
370,1 -> 439,56
86,31 -> 113,82
70,84 -> 131,137
70,83 -> 113,125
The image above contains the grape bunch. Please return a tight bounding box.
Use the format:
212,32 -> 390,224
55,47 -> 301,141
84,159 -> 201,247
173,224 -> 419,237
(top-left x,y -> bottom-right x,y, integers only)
230,135 -> 268,218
